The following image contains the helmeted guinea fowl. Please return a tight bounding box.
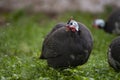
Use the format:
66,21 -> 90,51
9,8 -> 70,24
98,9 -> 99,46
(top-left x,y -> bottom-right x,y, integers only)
93,9 -> 120,34
108,36 -> 120,72
40,19 -> 93,69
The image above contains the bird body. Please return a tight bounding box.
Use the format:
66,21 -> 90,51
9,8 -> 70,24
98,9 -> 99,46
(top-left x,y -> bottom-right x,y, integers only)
40,19 -> 93,69
93,9 -> 120,34
108,37 -> 120,71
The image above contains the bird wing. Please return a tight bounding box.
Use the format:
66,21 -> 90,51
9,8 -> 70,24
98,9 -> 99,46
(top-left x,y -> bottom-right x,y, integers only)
40,27 -> 67,59
40,23 -> 65,59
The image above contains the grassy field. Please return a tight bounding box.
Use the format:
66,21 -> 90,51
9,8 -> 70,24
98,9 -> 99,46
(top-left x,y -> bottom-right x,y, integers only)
0,9 -> 120,80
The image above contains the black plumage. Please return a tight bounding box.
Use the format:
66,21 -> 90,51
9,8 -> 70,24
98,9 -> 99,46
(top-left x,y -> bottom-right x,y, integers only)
40,19 -> 93,69
93,9 -> 120,34
108,36 -> 120,71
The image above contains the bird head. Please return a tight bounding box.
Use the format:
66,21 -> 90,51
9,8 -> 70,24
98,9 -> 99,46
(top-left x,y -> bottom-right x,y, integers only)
92,19 -> 105,29
66,18 -> 79,32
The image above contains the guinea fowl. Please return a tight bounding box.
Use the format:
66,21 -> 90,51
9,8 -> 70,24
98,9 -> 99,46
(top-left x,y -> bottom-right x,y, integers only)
108,36 -> 120,71
93,9 -> 120,34
40,19 -> 93,69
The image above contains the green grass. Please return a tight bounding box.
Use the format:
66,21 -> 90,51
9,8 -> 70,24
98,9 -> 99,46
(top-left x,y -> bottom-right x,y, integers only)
0,10 -> 120,80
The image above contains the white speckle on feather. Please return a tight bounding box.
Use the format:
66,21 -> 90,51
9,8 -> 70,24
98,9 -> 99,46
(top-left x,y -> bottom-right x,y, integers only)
113,22 -> 120,34
84,50 -> 88,53
70,54 -> 75,60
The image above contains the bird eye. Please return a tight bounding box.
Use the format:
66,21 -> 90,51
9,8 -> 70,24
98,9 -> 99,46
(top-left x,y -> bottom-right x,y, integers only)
70,23 -> 73,25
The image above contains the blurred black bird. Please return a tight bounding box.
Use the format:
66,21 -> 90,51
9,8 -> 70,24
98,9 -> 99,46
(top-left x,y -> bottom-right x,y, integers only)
40,18 -> 93,69
108,36 -> 120,72
93,9 -> 120,34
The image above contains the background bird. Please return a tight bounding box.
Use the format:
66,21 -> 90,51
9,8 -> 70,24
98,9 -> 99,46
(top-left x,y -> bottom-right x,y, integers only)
93,9 -> 120,34
40,19 -> 93,69
108,36 -> 120,72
